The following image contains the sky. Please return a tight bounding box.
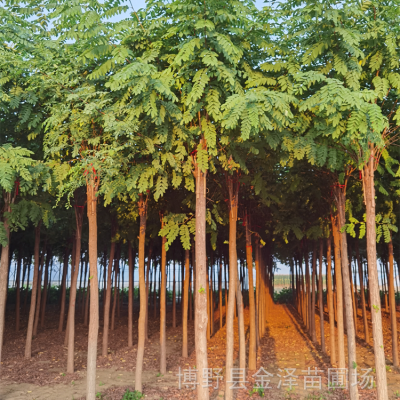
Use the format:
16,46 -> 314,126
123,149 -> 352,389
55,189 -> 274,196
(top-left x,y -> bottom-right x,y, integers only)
118,0 -> 267,18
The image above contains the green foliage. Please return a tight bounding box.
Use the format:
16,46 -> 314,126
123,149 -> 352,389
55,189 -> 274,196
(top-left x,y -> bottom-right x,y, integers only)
121,389 -> 144,400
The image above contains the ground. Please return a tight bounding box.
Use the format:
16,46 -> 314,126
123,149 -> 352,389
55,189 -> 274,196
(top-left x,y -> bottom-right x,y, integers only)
1,300 -> 400,399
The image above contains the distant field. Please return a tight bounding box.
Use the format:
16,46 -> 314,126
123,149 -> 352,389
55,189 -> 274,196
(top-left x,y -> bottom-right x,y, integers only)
274,274 -> 326,287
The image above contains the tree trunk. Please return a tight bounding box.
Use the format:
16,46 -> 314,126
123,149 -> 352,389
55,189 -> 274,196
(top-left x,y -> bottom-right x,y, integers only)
172,261 -> 176,328
33,250 -> 44,337
310,243 -> 317,343
25,223 -> 41,359
111,255 -> 119,331
305,249 -> 311,335
145,246 -> 152,340
318,239 -> 325,353
363,155 -> 388,400
66,206 -> 84,373
225,177 -> 238,400
86,179 -> 99,400
135,193 -> 147,393
388,237 -> 398,367
236,269 -> 246,370
182,249 -> 190,358
40,249 -> 51,329
58,249 -> 69,332
0,193 -> 12,364
15,254 -> 22,332
331,213 -> 345,368
245,213 -> 256,370
102,240 -> 116,356
194,163 -> 209,400
355,241 -> 369,343
334,186 -> 358,400
326,237 -> 336,365
128,242 -> 134,348
219,256 -> 223,330
160,218 -> 167,374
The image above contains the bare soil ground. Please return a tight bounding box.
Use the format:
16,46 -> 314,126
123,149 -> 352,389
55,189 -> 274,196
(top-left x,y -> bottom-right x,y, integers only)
1,300 -> 399,399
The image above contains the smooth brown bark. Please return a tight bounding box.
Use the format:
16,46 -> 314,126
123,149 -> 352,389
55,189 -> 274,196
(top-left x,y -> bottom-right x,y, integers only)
326,237 -> 336,365
363,155 -> 388,400
194,163 -> 209,400
66,206 -> 84,373
310,243 -> 317,343
355,241 -> 369,343
33,250 -> 44,338
318,239 -> 326,353
160,219 -> 167,374
388,237 -> 398,367
111,256 -> 119,331
86,179 -> 99,400
219,257 -> 223,330
182,249 -> 190,358
0,193 -> 13,364
25,223 -> 41,359
331,213 -> 345,369
172,261 -> 176,328
40,249 -> 51,329
128,242 -> 134,348
135,193 -> 147,393
102,240 -> 116,356
15,254 -> 22,332
245,213 -> 256,370
225,177 -> 238,400
334,187 -> 358,400
58,249 -> 69,332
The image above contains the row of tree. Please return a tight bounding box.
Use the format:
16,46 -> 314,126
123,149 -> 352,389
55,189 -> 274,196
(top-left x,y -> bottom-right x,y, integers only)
1,0 -> 399,400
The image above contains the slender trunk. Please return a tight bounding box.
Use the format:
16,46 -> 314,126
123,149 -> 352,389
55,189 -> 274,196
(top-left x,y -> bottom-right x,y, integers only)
66,206 -> 84,373
172,261 -> 176,328
311,243 -> 317,342
86,179 -> 99,400
388,237 -> 398,367
102,241 -> 116,356
33,251 -> 44,337
363,155 -> 388,400
305,250 -> 311,335
40,249 -> 51,329
331,213 -> 345,368
84,269 -> 90,326
219,257 -> 223,330
236,268 -> 246,370
135,193 -> 147,393
0,193 -> 12,364
15,254 -> 22,332
348,247 -> 358,334
111,255 -> 119,331
128,242 -> 134,348
334,187 -> 358,400
194,162 -> 209,400
145,247 -> 152,340
318,239 -> 325,353
182,249 -> 190,358
326,237 -> 336,365
245,213 -> 256,370
58,249 -> 69,332
25,223 -> 41,359
189,263 -> 193,322
355,241 -> 369,343
23,258 -> 31,315
160,219 -> 167,374
225,178 -> 238,400
83,256 -> 89,326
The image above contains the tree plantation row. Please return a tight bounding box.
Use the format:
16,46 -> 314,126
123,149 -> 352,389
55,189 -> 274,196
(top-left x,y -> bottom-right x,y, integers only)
0,0 -> 400,399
